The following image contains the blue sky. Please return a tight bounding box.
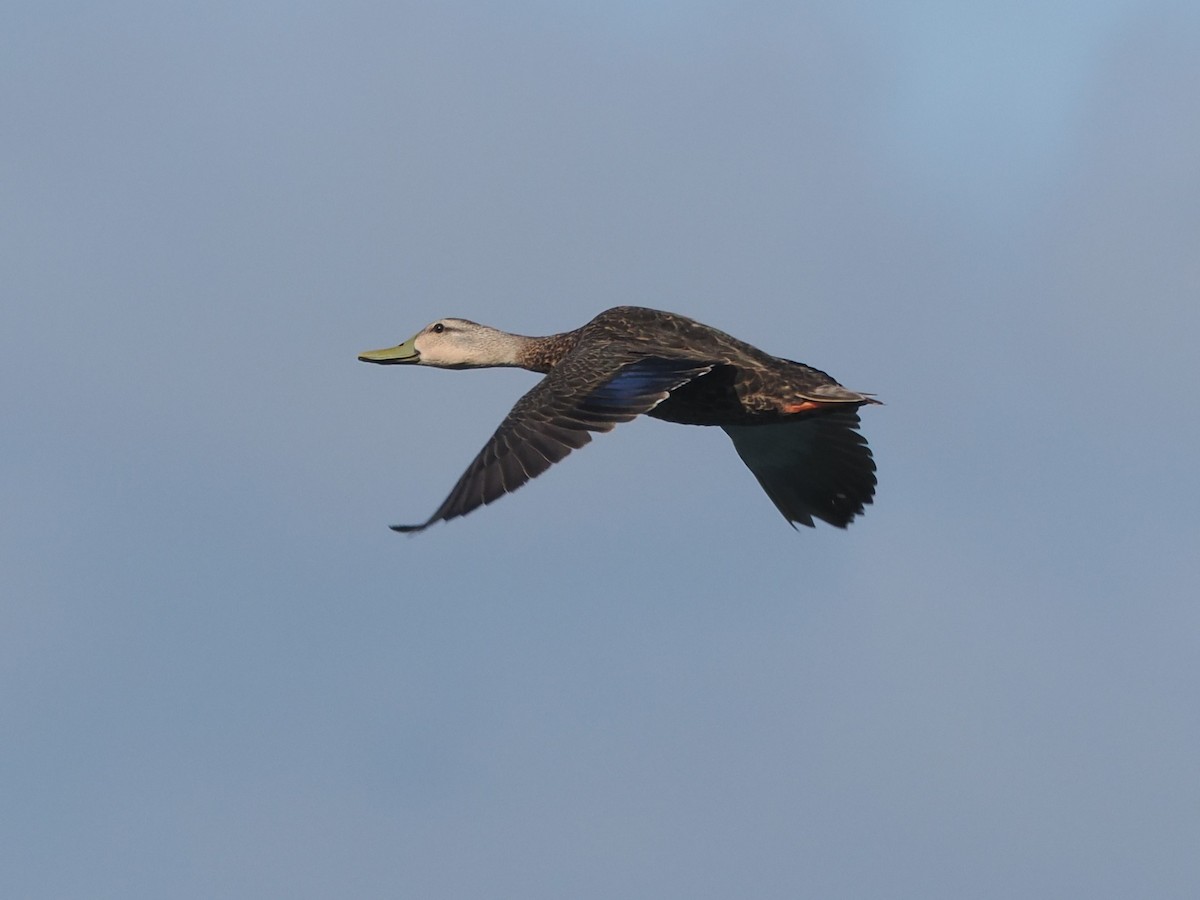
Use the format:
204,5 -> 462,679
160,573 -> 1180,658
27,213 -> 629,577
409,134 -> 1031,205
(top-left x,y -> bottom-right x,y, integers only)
4,2 -> 1199,897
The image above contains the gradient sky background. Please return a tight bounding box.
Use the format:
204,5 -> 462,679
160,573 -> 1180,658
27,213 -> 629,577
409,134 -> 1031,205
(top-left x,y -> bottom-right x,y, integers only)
5,2 -> 1199,897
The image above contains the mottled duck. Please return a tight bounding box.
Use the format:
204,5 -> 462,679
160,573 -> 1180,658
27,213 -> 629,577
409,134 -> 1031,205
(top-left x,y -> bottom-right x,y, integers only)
359,306 -> 878,533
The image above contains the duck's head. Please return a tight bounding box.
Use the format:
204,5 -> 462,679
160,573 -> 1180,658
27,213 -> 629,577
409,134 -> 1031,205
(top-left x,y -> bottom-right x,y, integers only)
358,318 -> 524,369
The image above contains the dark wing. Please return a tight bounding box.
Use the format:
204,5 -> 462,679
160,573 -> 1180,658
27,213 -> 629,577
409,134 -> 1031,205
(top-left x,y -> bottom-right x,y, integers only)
393,356 -> 714,533
722,409 -> 876,528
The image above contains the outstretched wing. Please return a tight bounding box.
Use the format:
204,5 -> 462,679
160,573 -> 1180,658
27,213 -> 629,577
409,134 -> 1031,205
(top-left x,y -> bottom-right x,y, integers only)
393,356 -> 714,533
722,409 -> 876,529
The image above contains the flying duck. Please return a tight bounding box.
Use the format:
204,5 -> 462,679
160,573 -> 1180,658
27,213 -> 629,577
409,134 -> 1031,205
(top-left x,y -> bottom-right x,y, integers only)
359,306 -> 878,533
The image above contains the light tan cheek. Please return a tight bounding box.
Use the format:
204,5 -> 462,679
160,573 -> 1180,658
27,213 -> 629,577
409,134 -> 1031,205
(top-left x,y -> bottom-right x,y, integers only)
414,337 -> 446,364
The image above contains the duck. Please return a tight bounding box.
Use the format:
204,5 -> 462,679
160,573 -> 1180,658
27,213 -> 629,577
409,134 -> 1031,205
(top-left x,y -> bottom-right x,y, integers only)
359,305 -> 878,533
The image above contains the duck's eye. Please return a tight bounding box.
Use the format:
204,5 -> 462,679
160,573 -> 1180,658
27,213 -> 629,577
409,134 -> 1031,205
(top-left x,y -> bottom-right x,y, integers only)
432,323 -> 445,334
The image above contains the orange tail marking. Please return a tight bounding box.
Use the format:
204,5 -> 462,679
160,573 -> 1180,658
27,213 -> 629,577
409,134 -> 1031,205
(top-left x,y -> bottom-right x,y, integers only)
782,400 -> 826,414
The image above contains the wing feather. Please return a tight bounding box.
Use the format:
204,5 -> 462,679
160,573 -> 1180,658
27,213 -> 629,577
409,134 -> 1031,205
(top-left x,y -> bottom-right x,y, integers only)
722,409 -> 876,529
392,356 -> 714,532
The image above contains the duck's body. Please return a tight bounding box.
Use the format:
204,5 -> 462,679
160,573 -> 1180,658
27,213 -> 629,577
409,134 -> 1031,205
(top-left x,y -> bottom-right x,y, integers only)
359,306 -> 878,533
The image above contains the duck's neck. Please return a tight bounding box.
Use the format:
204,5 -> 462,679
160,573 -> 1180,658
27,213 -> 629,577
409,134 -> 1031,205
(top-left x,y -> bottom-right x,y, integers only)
518,329 -> 582,374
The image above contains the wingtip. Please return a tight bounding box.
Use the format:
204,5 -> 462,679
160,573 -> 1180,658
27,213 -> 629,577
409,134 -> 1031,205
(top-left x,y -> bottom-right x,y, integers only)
389,522 -> 427,534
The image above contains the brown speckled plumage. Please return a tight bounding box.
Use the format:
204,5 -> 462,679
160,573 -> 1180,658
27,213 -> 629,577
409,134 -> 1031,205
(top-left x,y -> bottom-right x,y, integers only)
361,306 -> 879,533
518,330 -> 580,374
